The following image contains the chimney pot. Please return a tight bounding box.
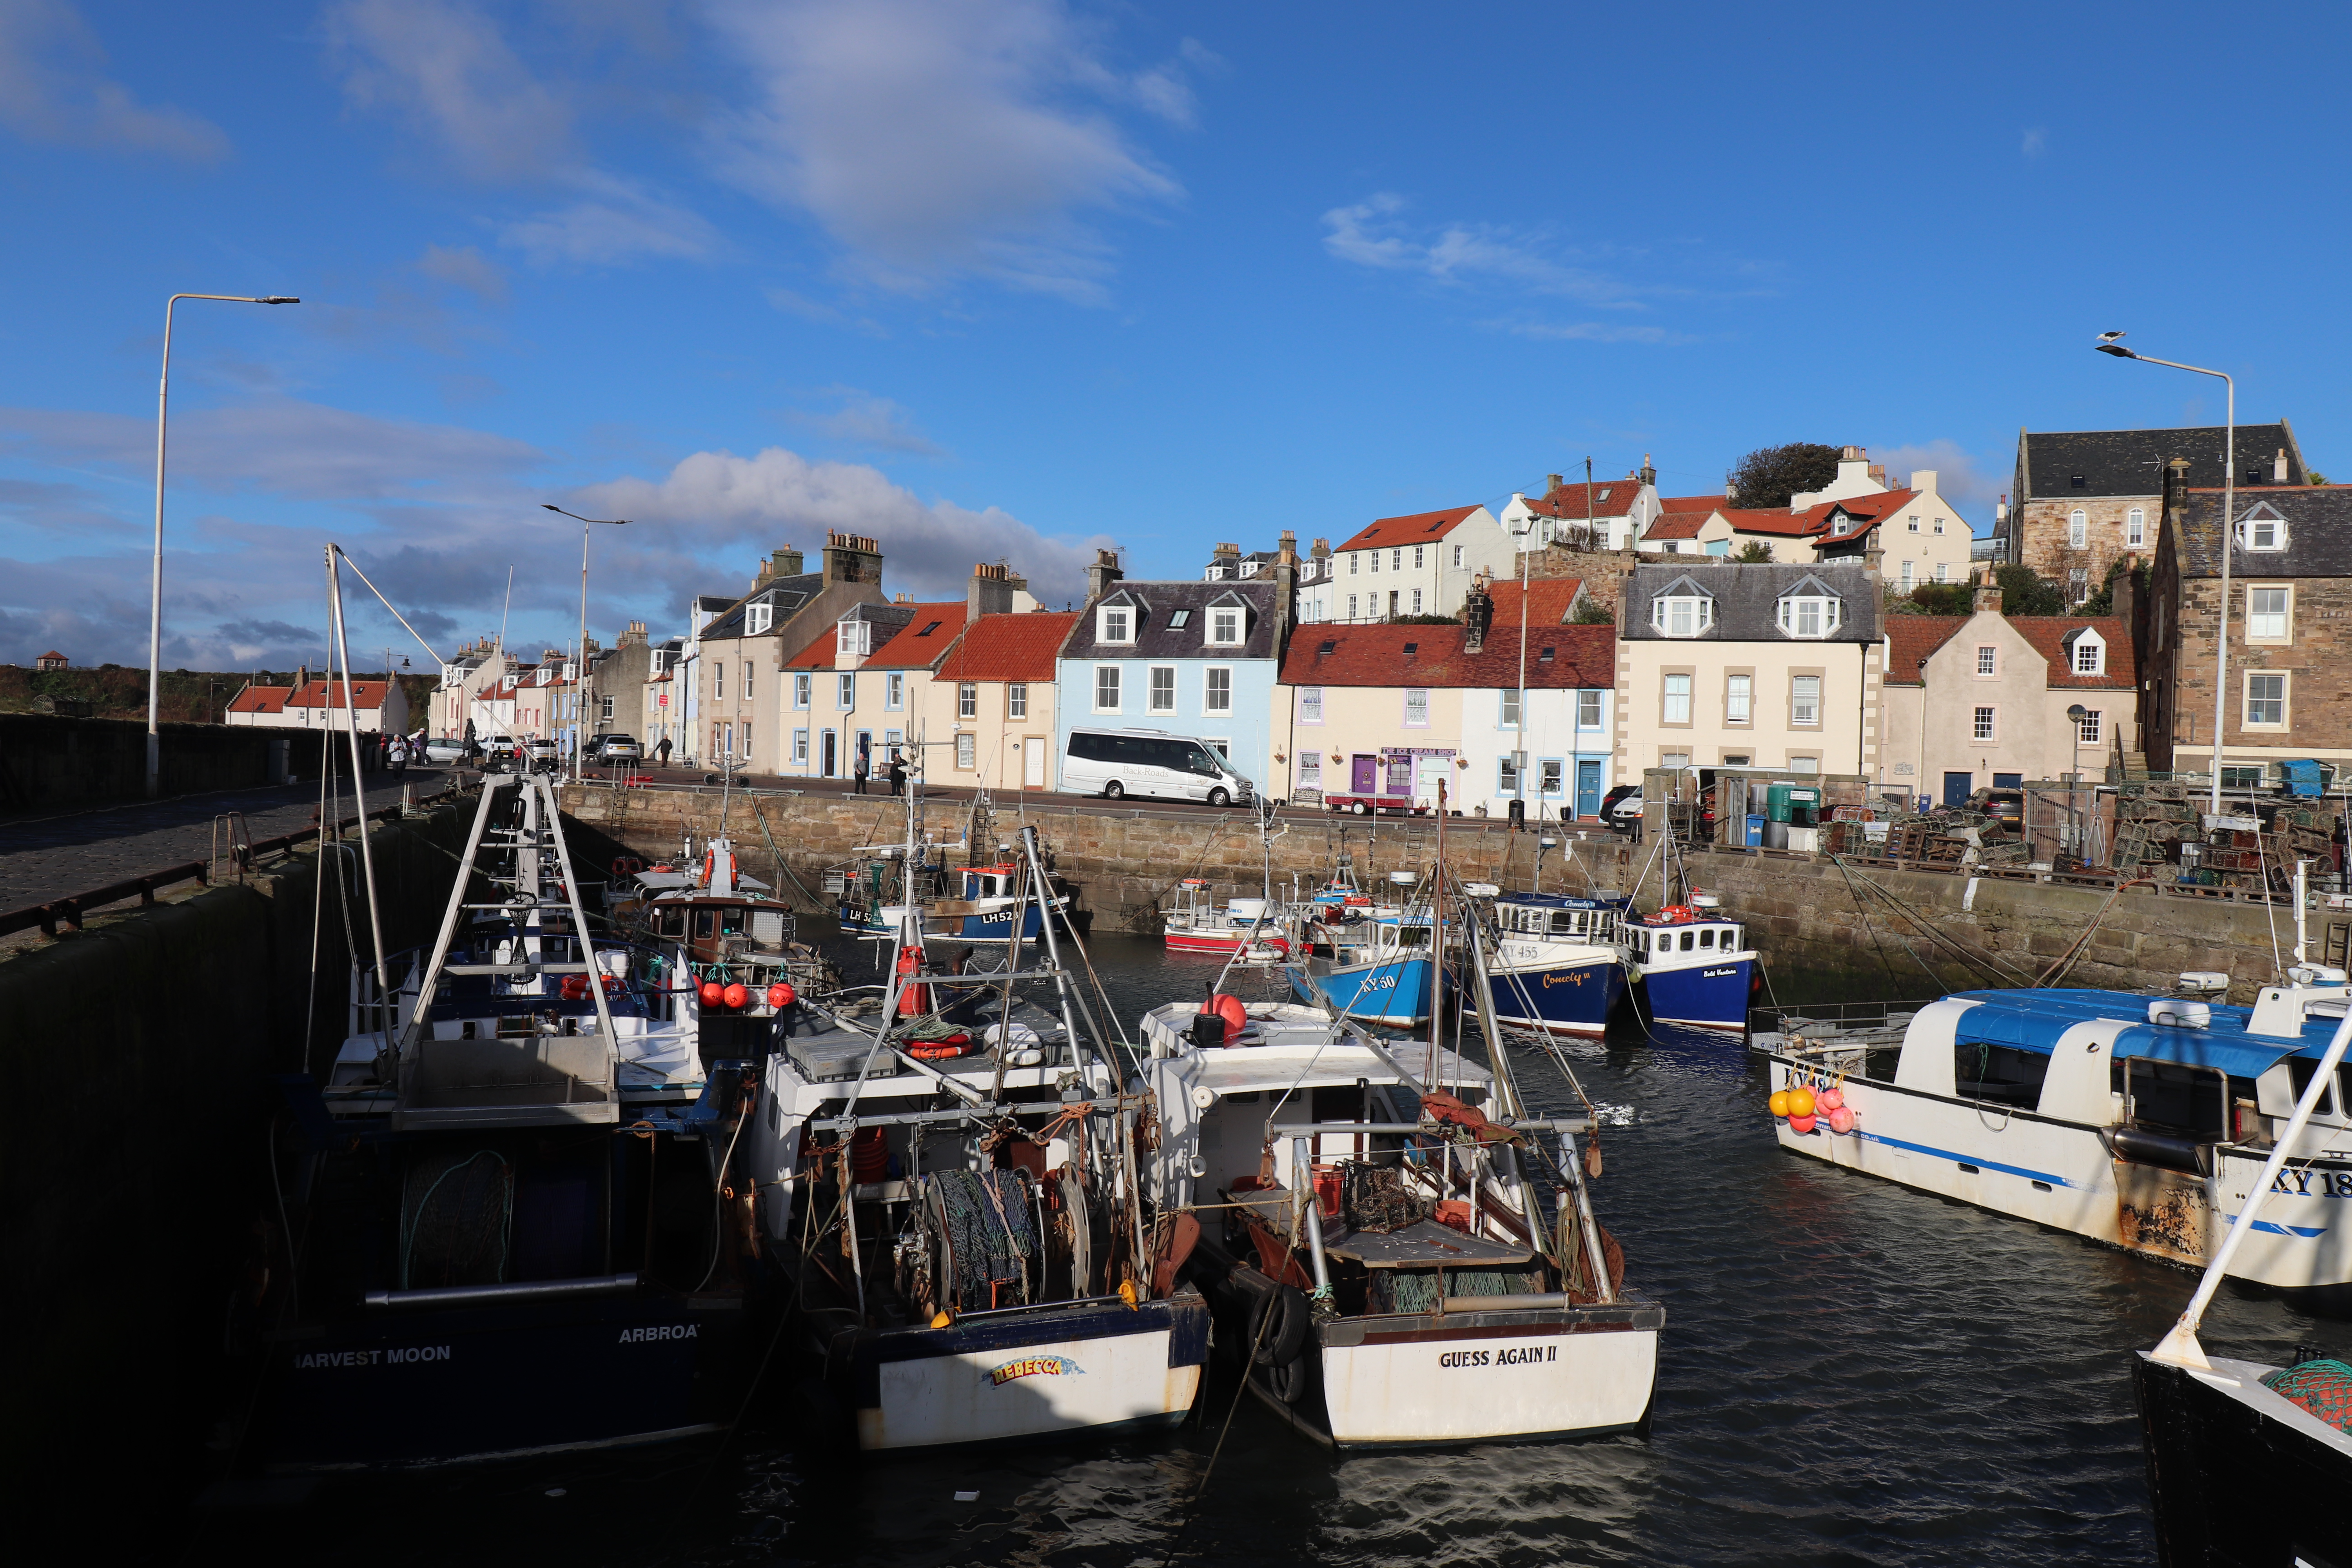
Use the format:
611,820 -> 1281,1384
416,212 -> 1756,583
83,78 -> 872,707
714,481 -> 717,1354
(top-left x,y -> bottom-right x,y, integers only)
1546,474 -> 1564,494
2274,447 -> 2289,484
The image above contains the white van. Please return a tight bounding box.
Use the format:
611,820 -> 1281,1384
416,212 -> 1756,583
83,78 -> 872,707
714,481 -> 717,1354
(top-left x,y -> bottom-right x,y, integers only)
1063,727 -> 1255,806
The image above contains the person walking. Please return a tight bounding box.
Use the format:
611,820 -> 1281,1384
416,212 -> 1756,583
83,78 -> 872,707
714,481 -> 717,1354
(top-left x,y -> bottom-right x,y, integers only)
853,742 -> 871,795
388,733 -> 408,779
887,751 -> 907,797
655,735 -> 672,767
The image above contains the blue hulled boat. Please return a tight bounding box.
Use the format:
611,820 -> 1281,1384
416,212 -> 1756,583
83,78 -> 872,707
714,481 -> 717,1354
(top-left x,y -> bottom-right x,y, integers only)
1481,892 -> 1627,1037
1621,894 -> 1757,1031
1289,906 -> 1439,1027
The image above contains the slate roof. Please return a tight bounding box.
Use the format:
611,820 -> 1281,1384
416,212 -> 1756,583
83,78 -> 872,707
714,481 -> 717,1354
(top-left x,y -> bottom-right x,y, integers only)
1525,481 -> 1641,519
1336,506 -> 1481,552
2020,423 -> 2304,499
1879,618 -> 1965,684
936,611 -> 1080,683
866,603 -> 967,670
1062,580 -> 1282,661
1621,562 -> 1882,642
701,573 -> 821,640
1281,622 -> 1614,690
2175,486 -> 2352,579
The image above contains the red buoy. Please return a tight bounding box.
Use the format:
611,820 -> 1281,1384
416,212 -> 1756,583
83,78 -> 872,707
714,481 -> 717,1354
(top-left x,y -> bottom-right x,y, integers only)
722,982 -> 749,1010
699,980 -> 726,1008
768,982 -> 796,1010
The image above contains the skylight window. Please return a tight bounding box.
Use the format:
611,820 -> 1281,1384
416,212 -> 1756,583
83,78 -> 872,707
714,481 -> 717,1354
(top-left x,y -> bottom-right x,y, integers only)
1317,639 -> 1336,655
1402,642 -> 1419,655
1539,646 -> 1556,661
1168,609 -> 1192,628
917,620 -> 942,636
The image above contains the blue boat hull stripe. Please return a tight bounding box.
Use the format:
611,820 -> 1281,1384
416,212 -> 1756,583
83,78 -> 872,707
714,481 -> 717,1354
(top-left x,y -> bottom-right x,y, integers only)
1847,1129 -> 2080,1189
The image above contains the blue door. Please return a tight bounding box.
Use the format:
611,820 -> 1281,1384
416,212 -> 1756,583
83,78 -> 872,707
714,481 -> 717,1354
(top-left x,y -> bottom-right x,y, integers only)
1576,760 -> 1601,818
1942,771 -> 1973,806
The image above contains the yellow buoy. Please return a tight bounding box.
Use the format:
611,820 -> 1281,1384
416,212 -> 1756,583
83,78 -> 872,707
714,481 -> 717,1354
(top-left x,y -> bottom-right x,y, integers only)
1768,1089 -> 1792,1118
930,1311 -> 953,1328
1788,1087 -> 1816,1118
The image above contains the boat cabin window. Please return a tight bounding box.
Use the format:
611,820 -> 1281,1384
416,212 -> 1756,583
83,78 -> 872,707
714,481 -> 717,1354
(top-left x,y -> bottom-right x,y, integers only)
656,907 -> 686,938
2286,1058 -> 2352,1120
694,909 -> 716,940
2125,1059 -> 2226,1139
718,905 -> 748,935
1679,931 -> 1695,951
1395,925 -> 1432,948
1698,929 -> 1714,948
1548,910 -> 1586,937
1955,1042 -> 2051,1109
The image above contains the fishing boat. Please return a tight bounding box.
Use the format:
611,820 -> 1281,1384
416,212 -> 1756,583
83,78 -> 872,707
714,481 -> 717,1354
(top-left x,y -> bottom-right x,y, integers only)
2132,999 -> 2352,1564
1138,998 -> 1661,1448
1619,893 -> 1758,1032
254,772 -> 752,1468
1163,879 -> 1289,958
1287,887 -> 1441,1028
1477,890 -> 1628,1038
835,846 -> 1078,944
1763,972 -> 2352,1298
739,824 -> 1210,1452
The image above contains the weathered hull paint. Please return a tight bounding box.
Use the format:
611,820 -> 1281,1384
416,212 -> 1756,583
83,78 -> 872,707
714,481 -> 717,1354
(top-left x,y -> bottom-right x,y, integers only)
1766,1056 -> 2352,1290
847,1294 -> 1210,1451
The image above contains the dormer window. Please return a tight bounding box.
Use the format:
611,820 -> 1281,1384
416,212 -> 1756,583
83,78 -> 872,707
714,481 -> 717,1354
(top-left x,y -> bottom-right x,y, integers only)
2241,505 -> 2288,551
1650,588 -> 1715,637
747,603 -> 773,635
837,618 -> 871,658
1207,565 -> 1225,579
1208,608 -> 1242,645
1775,584 -> 1843,638
1099,605 -> 1133,643
2072,634 -> 2105,676
1240,561 -> 1259,577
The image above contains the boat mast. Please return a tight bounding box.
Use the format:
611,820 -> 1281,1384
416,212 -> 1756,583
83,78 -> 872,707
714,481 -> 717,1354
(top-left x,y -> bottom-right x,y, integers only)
325,546 -> 390,1002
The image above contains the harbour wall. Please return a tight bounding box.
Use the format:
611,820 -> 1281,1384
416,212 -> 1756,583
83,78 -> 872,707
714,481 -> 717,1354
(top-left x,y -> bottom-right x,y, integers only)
0,712 -> 337,811
561,784 -> 2318,1006
0,800 -> 473,1524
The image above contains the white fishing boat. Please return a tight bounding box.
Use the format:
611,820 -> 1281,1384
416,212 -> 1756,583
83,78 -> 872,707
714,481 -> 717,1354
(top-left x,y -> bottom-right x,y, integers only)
739,822 -> 1209,1452
1138,998 -> 1660,1448
1762,972 -> 2352,1298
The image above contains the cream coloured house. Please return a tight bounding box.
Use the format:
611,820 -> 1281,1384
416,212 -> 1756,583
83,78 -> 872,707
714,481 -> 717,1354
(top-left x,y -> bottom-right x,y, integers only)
924,609 -> 1081,791
1878,588 -> 2138,806
1320,505 -> 1512,623
1615,562 -> 1883,783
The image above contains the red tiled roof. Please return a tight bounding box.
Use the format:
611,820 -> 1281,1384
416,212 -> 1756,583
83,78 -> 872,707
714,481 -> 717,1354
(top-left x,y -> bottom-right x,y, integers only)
228,684 -> 292,714
936,611 -> 1079,683
1641,510 -> 1713,542
1478,577 -> 1586,627
2009,616 -> 2136,689
1335,505 -> 1481,553
1719,506 -> 1822,537
1811,488 -> 1920,542
1280,621 -> 1613,690
786,636 -> 837,669
1658,494 -> 1726,513
1879,618 -> 1965,684
867,604 -> 968,670
286,680 -> 391,710
1525,480 -> 1641,519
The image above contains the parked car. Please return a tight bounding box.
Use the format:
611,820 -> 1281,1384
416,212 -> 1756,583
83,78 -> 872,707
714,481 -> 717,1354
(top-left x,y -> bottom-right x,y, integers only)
523,738 -> 560,774
1062,726 -> 1255,806
1600,784 -> 1643,829
587,733 -> 642,764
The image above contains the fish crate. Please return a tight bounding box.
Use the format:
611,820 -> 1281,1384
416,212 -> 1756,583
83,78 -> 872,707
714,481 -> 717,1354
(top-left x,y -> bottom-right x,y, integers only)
2177,867 -> 2220,887
1882,823 -> 1933,860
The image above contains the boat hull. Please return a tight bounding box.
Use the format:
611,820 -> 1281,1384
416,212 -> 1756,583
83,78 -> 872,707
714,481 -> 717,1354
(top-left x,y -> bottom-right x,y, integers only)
1485,955 -> 1625,1037
1634,955 -> 1753,1031
1165,929 -> 1290,956
1289,955 -> 1436,1027
259,1290 -> 745,1469
1312,1303 -> 1661,1447
2134,1352 -> 2352,1566
844,1292 -> 1210,1451
1765,1056 -> 2352,1292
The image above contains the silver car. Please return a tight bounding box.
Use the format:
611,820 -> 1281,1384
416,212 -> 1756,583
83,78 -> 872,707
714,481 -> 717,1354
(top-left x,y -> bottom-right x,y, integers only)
592,733 -> 643,764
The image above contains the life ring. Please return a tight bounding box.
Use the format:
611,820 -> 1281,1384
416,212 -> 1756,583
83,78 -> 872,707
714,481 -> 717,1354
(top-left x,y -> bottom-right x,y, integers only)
610,856 -> 644,878
906,1033 -> 973,1060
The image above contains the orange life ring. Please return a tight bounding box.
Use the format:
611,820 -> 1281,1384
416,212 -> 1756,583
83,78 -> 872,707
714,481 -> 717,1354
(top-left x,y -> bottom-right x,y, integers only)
610,856 -> 644,878
906,1033 -> 972,1060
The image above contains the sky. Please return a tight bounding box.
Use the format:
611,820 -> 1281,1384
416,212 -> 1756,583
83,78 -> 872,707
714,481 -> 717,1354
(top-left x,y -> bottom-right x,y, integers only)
2,0 -> 2348,674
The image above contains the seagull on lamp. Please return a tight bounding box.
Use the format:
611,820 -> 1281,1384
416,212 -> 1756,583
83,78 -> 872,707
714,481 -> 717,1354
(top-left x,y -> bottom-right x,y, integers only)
2094,330 -> 2136,359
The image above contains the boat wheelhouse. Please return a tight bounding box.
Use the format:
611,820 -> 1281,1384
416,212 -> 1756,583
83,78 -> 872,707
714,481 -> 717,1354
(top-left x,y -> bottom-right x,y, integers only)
1480,891 -> 1627,1038
1139,1000 -> 1660,1448
1764,976 -> 2352,1296
1164,880 -> 1289,959
1621,894 -> 1757,1032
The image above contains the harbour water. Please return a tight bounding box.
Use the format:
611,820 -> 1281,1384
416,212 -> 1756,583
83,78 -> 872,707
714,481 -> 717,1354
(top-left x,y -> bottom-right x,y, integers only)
187,931 -> 2339,1566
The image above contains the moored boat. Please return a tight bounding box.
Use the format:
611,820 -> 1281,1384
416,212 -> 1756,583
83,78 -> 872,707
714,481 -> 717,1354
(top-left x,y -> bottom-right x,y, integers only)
1478,890 -> 1628,1038
1620,893 -> 1757,1032
1163,880 -> 1289,958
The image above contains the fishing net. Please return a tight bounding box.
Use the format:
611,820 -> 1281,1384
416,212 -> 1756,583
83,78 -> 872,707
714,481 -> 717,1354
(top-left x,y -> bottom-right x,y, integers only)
399,1148 -> 513,1289
2261,1357 -> 2352,1433
929,1168 -> 1037,1311
1376,1264 -> 1550,1316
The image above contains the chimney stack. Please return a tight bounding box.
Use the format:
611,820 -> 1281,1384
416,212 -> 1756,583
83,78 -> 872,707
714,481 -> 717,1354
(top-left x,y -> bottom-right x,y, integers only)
967,561 -> 1022,620
1639,452 -> 1657,486
2274,447 -> 2289,484
1546,473 -> 1565,495
1273,530 -> 1299,652
1311,537 -> 1330,560
822,531 -> 882,587
1085,548 -> 1123,601
1463,573 -> 1494,654
1973,583 -> 2003,615
757,546 -> 805,584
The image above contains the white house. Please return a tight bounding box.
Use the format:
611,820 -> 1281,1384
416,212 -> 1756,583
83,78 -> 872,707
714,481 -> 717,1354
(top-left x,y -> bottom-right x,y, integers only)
1318,505 -> 1512,623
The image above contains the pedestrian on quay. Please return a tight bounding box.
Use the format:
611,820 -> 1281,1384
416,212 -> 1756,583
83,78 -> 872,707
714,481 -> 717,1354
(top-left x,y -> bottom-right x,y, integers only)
655,735 -> 672,766
887,752 -> 907,797
389,734 -> 408,779
854,742 -> 871,795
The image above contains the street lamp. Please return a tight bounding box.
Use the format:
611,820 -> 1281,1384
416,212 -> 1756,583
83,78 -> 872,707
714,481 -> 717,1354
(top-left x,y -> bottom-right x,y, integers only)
2092,332 -> 2233,813
2067,702 -> 2089,861
543,504 -> 628,781
148,292 -> 299,796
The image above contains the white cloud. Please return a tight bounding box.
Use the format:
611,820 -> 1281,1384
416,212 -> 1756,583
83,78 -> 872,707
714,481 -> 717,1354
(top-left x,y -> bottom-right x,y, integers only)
499,173 -> 722,266
2021,127 -> 2046,159
327,0 -> 574,181
0,0 -> 230,162
1322,193 -> 1641,307
1873,439 -> 2004,528
572,445 -> 1109,604
706,0 -> 1186,301
1505,320 -> 1682,346
415,242 -> 509,304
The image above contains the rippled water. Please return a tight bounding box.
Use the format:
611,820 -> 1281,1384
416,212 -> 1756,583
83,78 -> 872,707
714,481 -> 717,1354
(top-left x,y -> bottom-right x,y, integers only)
194,933 -> 2345,1566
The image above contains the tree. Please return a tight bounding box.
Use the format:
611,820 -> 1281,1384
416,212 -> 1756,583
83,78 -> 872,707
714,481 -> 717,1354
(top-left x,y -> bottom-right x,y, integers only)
1991,563 -> 2065,616
1904,583 -> 1972,615
1571,599 -> 1615,624
1730,540 -> 1774,563
1729,442 -> 1841,510
2310,469 -> 2331,485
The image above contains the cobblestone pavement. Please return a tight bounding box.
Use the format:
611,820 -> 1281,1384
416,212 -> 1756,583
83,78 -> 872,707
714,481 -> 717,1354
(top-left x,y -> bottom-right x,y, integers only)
0,769 -> 462,912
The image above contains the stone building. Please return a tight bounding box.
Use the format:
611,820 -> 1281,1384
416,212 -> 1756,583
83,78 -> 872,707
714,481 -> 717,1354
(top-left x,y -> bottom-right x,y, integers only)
693,533 -> 888,773
2143,474 -> 2352,784
2001,421 -> 2308,603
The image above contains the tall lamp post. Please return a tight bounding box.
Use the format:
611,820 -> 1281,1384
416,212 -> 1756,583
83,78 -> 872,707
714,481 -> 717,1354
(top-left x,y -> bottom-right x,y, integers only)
148,292 -> 300,796
2093,332 -> 2232,813
543,504 -> 628,781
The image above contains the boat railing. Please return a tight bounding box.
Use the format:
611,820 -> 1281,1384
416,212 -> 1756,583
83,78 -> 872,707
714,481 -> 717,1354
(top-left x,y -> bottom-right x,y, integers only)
1748,996 -> 1935,1037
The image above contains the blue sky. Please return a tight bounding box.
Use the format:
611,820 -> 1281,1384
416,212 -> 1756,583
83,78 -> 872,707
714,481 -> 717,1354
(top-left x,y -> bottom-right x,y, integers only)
2,0 -> 2347,672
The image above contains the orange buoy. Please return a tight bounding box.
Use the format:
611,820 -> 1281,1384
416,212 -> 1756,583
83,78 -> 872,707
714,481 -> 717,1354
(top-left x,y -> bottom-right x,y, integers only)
699,980 -> 726,1008
1768,1089 -> 1792,1118
1787,1086 -> 1816,1118
768,982 -> 796,1010
722,982 -> 749,1010
1210,992 -> 1249,1039
1788,1113 -> 1818,1134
